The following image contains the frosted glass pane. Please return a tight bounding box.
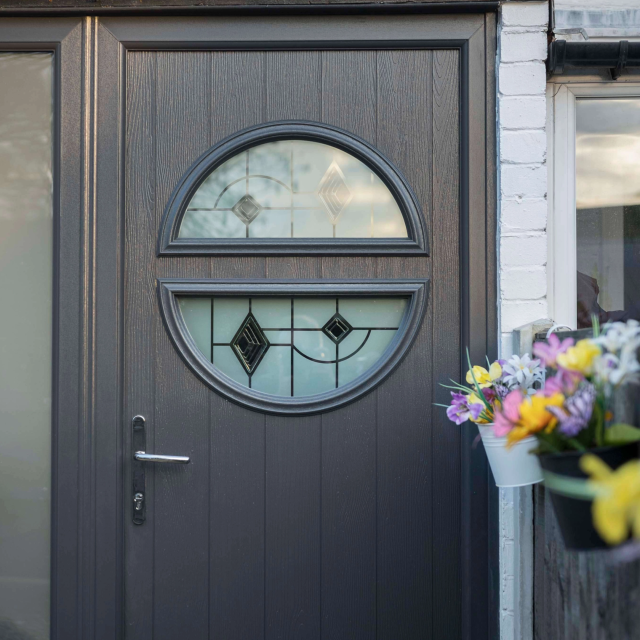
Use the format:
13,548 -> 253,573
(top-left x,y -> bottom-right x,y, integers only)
339,298 -> 407,328
178,140 -> 409,239
294,331 -> 336,362
251,347 -> 291,395
252,298 -> 291,328
212,298 -> 249,342
213,346 -> 249,385
178,298 -> 211,359
293,352 -> 336,396
293,299 -> 335,329
178,295 -> 408,399
0,53 -> 52,640
339,330 -> 396,387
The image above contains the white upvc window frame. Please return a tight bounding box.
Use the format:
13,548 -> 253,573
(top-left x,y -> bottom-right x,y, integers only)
548,81 -> 640,329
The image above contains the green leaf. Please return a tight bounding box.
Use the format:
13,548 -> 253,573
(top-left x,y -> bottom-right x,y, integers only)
604,423 -> 640,445
543,470 -> 598,500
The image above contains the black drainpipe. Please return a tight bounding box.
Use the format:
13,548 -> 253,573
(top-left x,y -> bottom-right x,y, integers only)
548,40 -> 640,80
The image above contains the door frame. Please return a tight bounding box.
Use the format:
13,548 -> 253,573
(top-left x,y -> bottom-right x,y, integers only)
0,11 -> 497,640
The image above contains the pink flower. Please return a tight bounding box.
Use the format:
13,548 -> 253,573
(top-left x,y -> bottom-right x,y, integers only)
533,334 -> 574,367
542,368 -> 582,396
493,389 -> 524,437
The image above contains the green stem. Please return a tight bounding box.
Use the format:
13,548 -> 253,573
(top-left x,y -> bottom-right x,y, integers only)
568,438 -> 587,452
593,400 -> 604,448
538,433 -> 562,454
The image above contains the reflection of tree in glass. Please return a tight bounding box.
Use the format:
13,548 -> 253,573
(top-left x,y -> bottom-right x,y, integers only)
0,54 -> 52,221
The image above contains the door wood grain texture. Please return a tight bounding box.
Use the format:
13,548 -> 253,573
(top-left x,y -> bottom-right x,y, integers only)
118,31 -> 482,637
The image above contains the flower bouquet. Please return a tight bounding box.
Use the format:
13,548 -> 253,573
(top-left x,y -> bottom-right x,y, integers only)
493,319 -> 640,549
441,353 -> 546,487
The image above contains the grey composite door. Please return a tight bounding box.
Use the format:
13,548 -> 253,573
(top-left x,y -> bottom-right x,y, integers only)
107,14 -> 497,640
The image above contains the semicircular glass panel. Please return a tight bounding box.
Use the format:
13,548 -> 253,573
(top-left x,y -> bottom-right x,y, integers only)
178,140 -> 409,240
178,296 -> 408,397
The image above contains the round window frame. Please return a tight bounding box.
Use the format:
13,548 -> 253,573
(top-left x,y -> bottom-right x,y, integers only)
158,278 -> 429,415
158,121 -> 428,256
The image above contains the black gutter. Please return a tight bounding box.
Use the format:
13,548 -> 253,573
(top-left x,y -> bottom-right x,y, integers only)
0,1 -> 498,16
549,40 -> 640,79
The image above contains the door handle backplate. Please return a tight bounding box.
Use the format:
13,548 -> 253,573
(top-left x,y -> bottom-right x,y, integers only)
131,414 -> 190,525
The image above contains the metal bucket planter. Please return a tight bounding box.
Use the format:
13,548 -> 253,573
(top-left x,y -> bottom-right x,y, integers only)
478,425 -> 544,488
539,443 -> 639,551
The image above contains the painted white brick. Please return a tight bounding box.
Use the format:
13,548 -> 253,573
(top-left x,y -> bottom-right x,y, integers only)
501,300 -> 548,333
501,130 -> 546,164
500,30 -> 548,63
501,613 -> 515,640
500,96 -> 546,130
501,333 -> 515,359
501,2 -> 548,28
499,63 -> 547,96
502,539 -> 515,573
502,267 -> 546,300
503,576 -> 516,612
501,165 -> 547,198
501,199 -> 547,231
501,235 -> 547,268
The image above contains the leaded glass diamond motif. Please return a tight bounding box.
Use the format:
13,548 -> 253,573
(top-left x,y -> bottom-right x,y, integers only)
317,161 -> 352,224
322,313 -> 352,344
178,296 -> 409,397
231,314 -> 270,374
232,194 -> 263,225
178,140 -> 410,240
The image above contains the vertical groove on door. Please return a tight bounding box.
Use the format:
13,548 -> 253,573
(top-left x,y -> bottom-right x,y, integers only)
124,51 -> 157,640
375,49 -> 433,640
319,50 -> 377,640
153,51 -> 212,640
264,50 -> 322,640
209,50 -> 267,640
431,49 -> 461,640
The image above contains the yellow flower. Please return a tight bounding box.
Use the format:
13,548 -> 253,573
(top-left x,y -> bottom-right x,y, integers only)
506,392 -> 565,446
580,454 -> 640,545
466,363 -> 502,388
556,339 -> 601,375
467,392 -> 493,424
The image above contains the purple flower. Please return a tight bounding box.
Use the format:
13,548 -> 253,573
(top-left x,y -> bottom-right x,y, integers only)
446,392 -> 484,425
493,382 -> 510,400
547,383 -> 596,437
533,333 -> 574,367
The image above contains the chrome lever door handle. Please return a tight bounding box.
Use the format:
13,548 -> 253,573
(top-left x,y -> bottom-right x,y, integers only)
131,414 -> 190,525
134,451 -> 190,464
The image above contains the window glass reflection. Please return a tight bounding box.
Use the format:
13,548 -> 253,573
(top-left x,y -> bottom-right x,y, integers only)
0,52 -> 52,640
576,98 -> 640,328
178,140 -> 409,240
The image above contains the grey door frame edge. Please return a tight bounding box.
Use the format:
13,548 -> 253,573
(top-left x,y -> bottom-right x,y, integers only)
0,17 -> 107,640
0,12 -> 497,640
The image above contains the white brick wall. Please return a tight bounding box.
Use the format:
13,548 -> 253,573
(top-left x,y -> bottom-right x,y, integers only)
498,1 -> 549,359
497,3 -> 549,640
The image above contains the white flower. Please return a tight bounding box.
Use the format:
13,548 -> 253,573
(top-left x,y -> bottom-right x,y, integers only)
593,352 -> 619,386
593,337 -> 640,388
609,338 -> 640,387
597,319 -> 640,354
502,354 -> 544,393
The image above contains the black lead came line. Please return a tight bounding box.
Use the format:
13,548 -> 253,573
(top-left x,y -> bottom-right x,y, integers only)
292,330 -> 371,365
